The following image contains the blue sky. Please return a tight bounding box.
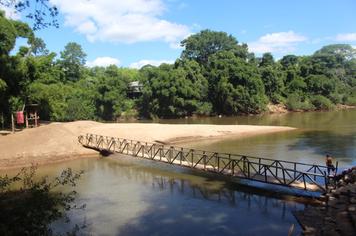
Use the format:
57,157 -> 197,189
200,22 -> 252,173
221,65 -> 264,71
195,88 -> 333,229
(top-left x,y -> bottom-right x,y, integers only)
3,0 -> 356,68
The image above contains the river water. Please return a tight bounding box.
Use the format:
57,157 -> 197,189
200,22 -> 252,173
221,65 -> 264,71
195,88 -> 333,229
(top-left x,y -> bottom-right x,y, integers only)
13,110 -> 356,235
161,109 -> 356,169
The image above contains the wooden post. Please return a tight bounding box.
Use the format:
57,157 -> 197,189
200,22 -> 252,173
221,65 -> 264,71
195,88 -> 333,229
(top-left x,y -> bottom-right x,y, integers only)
324,171 -> 328,190
264,166 -> 267,182
231,160 -> 235,176
1,112 -> 4,130
335,161 -> 339,176
25,112 -> 28,128
313,166 -> 317,181
180,148 -> 183,165
203,151 -> 206,170
171,148 -> 174,163
11,113 -> 15,133
153,144 -> 155,158
258,158 -> 261,174
217,156 -> 220,172
243,156 -> 246,173
35,111 -> 38,127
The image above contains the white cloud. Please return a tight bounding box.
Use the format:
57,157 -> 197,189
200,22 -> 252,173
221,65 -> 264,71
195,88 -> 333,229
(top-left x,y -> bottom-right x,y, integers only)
336,33 -> 356,42
249,31 -> 307,54
0,5 -> 20,20
129,59 -> 173,69
86,57 -> 121,67
50,0 -> 190,47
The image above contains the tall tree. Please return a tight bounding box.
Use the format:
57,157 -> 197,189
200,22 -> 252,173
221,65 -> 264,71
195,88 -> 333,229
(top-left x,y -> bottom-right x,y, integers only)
207,50 -> 267,114
260,66 -> 284,103
58,42 -> 87,81
180,29 -> 248,65
280,55 -> 299,69
0,11 -> 34,119
259,53 -> 275,67
29,37 -> 49,56
314,44 -> 356,61
0,11 -> 17,55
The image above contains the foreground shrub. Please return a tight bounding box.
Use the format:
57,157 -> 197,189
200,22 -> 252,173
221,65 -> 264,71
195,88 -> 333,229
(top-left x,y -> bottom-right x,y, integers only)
0,166 -> 84,235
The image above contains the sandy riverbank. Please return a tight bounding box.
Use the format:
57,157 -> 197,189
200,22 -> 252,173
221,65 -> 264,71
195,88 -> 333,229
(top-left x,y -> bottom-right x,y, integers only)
0,121 -> 296,170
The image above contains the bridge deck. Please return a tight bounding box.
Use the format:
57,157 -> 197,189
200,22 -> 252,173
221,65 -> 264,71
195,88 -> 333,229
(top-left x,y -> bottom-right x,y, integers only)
78,133 -> 337,193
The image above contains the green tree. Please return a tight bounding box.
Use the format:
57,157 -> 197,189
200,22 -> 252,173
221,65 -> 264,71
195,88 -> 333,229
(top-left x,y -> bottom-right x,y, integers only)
59,42 -> 87,81
259,53 -> 275,67
314,44 -> 356,61
181,29 -> 248,65
207,51 -> 267,114
0,12 -> 34,123
0,0 -> 59,30
0,11 -> 17,55
280,55 -> 299,69
27,82 -> 73,120
305,74 -> 335,97
260,66 -> 284,103
29,37 -> 49,56
89,65 -> 132,120
139,60 -> 211,118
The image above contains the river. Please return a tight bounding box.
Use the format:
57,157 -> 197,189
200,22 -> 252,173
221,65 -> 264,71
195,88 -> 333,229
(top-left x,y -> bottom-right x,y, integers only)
161,109 -> 356,168
18,110 -> 356,235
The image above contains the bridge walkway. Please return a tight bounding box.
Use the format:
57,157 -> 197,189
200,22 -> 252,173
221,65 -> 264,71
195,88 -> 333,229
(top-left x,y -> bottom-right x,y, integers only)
78,133 -> 337,193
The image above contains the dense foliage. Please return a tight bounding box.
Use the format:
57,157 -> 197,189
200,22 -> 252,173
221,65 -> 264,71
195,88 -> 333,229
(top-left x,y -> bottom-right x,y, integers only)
0,13 -> 355,124
0,166 -> 84,235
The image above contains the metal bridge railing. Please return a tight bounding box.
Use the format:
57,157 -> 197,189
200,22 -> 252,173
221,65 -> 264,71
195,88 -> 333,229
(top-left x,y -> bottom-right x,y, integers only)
78,133 -> 336,192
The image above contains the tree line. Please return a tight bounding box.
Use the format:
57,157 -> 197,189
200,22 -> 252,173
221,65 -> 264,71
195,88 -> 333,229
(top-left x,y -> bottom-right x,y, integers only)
0,12 -> 355,125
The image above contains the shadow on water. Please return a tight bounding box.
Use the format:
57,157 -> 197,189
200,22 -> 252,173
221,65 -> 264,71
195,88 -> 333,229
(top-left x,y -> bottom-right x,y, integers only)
46,156 -> 306,235
118,177 -> 302,236
288,130 -> 356,165
84,156 -> 305,236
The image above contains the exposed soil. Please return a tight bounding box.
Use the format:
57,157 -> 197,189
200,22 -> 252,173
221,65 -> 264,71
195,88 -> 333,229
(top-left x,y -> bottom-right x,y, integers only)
0,121 -> 296,170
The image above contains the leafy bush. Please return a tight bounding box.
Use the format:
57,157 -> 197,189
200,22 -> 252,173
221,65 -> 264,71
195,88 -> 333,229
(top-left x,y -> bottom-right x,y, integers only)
345,96 -> 356,106
0,166 -> 85,235
286,93 -> 315,111
328,92 -> 343,104
65,95 -> 96,121
310,95 -> 334,110
195,102 -> 213,116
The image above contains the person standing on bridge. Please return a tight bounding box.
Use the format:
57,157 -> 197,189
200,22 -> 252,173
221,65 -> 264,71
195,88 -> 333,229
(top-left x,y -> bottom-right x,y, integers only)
326,154 -> 335,175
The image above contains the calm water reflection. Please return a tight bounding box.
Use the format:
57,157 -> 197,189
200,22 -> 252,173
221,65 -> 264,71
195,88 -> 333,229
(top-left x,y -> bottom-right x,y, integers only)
6,110 -> 355,235
170,110 -> 356,169
45,156 -> 303,236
